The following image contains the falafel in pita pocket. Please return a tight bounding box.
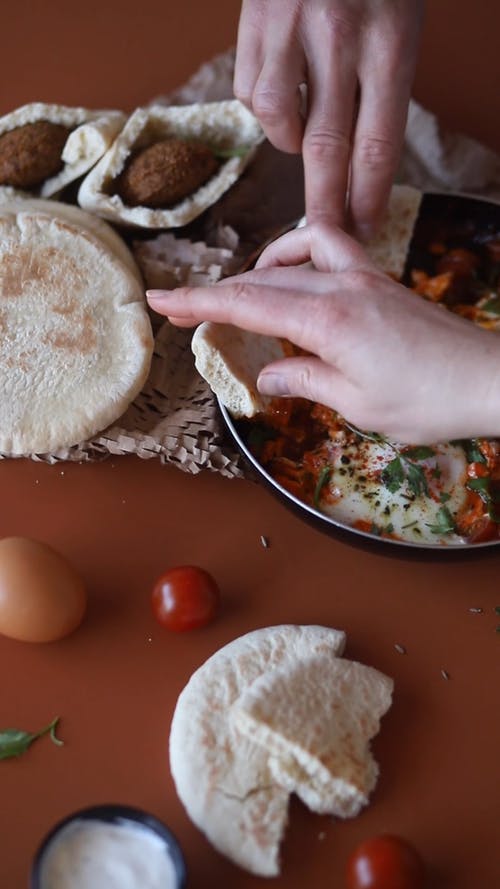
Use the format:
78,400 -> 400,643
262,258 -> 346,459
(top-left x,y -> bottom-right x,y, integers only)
0,102 -> 126,197
77,100 -> 264,229
192,184 -> 423,418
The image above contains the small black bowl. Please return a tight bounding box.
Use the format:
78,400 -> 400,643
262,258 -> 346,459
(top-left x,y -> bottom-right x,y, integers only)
31,803 -> 186,889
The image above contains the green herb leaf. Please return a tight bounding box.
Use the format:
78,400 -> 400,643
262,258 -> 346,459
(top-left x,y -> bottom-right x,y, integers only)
381,457 -> 405,493
466,477 -> 500,524
453,439 -> 487,464
313,466 -> 332,509
480,295 -> 500,315
426,506 -> 456,536
440,492 -> 452,503
0,717 -> 63,760
403,446 -> 436,461
467,477 -> 490,501
405,461 -> 429,498
495,605 -> 500,615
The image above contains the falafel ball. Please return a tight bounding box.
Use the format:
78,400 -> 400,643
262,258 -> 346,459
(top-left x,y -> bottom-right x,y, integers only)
116,138 -> 220,208
0,121 -> 71,189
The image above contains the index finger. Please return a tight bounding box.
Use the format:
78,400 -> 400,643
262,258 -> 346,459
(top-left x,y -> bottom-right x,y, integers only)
147,281 -> 334,355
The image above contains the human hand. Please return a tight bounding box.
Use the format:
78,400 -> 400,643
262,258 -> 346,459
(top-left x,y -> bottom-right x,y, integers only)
233,0 -> 423,240
147,224 -> 500,445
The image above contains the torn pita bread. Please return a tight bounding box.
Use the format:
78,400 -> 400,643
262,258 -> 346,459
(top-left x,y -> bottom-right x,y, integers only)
78,100 -> 264,229
191,323 -> 286,417
169,625 -> 346,877
232,654 -> 393,818
0,102 -> 126,197
193,184 -> 423,418
0,207 -> 153,454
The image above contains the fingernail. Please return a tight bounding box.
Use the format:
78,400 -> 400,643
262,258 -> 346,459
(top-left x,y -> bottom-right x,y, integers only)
257,373 -> 290,397
146,289 -> 170,300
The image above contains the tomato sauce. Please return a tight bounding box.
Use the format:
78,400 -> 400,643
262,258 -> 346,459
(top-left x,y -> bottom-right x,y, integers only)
241,204 -> 500,544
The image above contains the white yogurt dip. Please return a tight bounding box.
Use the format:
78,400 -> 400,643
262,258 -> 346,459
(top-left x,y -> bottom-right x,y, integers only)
39,818 -> 179,889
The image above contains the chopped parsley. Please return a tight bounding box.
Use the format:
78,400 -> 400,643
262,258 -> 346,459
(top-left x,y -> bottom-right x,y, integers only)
426,506 -> 456,536
313,466 -> 332,509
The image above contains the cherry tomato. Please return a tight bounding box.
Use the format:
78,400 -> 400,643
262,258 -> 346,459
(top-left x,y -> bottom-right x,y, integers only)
346,835 -> 425,889
151,565 -> 220,631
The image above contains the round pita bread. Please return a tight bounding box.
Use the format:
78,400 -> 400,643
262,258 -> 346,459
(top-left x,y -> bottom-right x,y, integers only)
0,207 -> 153,454
0,193 -> 141,281
169,624 -> 346,877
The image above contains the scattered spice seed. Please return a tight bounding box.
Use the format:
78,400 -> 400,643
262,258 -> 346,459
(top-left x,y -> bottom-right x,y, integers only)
394,643 -> 407,654
468,607 -> 483,614
260,535 -> 269,548
441,669 -> 450,680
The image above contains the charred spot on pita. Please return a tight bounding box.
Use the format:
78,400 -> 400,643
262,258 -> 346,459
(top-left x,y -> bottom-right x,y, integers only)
0,121 -> 71,189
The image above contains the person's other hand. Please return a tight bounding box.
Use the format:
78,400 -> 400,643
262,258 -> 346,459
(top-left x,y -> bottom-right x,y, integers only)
233,0 -> 423,241
147,224 -> 500,444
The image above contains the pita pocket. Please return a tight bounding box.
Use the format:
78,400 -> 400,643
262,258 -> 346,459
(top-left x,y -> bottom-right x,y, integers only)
169,625 -> 346,877
192,184 -> 423,418
232,654 -> 394,818
0,205 -> 153,454
78,100 -> 264,229
0,102 -> 126,197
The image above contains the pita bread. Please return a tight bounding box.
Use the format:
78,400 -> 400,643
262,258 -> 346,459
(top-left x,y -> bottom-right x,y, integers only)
193,184 -> 422,418
0,193 -> 141,282
191,323 -> 286,417
365,184 -> 422,279
232,654 -> 393,818
0,103 -> 126,197
0,207 -> 153,454
78,100 -> 264,229
169,625 -> 346,877
296,184 -> 422,279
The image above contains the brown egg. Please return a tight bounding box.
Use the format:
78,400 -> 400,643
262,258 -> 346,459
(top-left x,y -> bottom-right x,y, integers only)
0,537 -> 87,642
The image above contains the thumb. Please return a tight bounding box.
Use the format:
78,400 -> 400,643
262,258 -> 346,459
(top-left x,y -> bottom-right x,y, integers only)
256,222 -> 373,274
257,355 -> 346,407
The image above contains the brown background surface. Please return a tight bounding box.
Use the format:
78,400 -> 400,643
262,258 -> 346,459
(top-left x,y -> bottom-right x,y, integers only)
1,3 -> 499,888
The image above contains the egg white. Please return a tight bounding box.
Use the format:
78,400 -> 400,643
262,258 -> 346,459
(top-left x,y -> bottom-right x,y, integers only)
319,438 -> 468,545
